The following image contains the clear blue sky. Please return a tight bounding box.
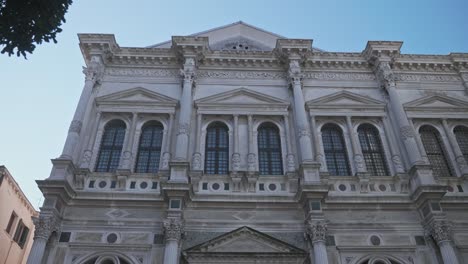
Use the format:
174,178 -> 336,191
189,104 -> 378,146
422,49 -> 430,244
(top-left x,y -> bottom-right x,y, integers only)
1,0 -> 467,209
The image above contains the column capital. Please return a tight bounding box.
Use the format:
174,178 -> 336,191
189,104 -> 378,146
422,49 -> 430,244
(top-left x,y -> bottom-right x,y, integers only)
32,215 -> 59,240
426,220 -> 453,244
82,55 -> 104,85
306,220 -> 328,243
287,60 -> 304,86
180,57 -> 196,83
163,218 -> 184,242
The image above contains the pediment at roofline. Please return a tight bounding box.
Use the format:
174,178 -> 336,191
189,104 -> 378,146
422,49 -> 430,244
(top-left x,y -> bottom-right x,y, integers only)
306,90 -> 385,110
95,87 -> 178,108
195,88 -> 289,115
184,226 -> 306,254
404,94 -> 468,110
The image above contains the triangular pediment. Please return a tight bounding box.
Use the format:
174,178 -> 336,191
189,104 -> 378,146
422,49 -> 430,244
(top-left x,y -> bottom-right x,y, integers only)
306,91 -> 385,109
196,88 -> 289,106
185,226 -> 305,254
96,87 -> 178,106
404,94 -> 468,109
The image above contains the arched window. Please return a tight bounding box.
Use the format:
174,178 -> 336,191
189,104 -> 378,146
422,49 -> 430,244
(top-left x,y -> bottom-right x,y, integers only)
321,124 -> 350,176
204,122 -> 229,174
454,126 -> 468,163
358,124 -> 389,176
95,120 -> 126,172
419,125 -> 452,177
258,123 -> 283,175
135,121 -> 164,173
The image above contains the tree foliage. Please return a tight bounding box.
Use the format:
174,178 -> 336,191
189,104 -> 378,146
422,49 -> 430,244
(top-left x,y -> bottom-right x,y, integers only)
0,0 -> 73,58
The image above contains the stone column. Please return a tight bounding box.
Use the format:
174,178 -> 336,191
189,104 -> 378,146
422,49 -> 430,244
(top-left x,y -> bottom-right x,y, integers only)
247,115 -> 256,172
120,112 -> 138,170
284,114 -> 296,172
306,221 -> 329,264
191,113 -> 203,171
79,111 -> 102,169
442,119 -> 468,175
174,58 -> 196,161
310,115 -> 325,171
161,114 -> 174,170
27,216 -> 57,264
60,56 -> 104,160
382,116 -> 405,174
427,221 -> 459,264
163,218 -> 184,264
288,60 -> 314,163
231,115 -> 241,172
346,116 -> 366,175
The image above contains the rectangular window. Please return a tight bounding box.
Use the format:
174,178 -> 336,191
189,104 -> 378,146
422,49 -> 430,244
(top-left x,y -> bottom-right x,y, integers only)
5,212 -> 17,235
13,220 -> 29,248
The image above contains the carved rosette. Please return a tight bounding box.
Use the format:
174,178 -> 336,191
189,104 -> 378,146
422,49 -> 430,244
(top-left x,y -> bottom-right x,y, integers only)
192,152 -> 202,170
455,155 -> 468,171
354,154 -> 365,171
120,151 -> 133,169
247,153 -> 256,172
32,215 -> 58,240
427,221 -> 452,244
82,56 -> 104,84
297,128 -> 311,139
391,155 -> 405,173
80,150 -> 93,168
286,154 -> 296,172
400,126 -> 415,140
161,152 -> 171,170
163,218 -> 184,242
177,123 -> 191,136
68,120 -> 83,134
306,221 -> 328,243
232,153 -> 241,171
375,62 -> 396,88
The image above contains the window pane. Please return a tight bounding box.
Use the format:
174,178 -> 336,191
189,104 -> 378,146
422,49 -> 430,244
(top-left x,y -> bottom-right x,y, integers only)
258,123 -> 283,175
135,123 -> 163,173
96,120 -> 126,172
322,124 -> 350,176
358,124 -> 389,176
454,126 -> 468,163
420,126 -> 452,177
204,122 -> 229,174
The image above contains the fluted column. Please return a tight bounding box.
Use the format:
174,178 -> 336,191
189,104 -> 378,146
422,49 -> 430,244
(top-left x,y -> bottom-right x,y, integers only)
310,115 -> 325,171
288,60 -> 314,163
174,58 -> 196,161
27,216 -> 58,264
442,119 -> 468,175
346,116 -> 366,174
232,115 -> 241,172
382,116 -> 405,174
191,113 -> 203,170
163,218 -> 184,264
161,114 -> 174,170
247,115 -> 256,172
427,221 -> 459,264
306,221 -> 329,264
60,56 -> 104,160
284,114 -> 296,172
79,111 -> 102,169
120,112 -> 138,170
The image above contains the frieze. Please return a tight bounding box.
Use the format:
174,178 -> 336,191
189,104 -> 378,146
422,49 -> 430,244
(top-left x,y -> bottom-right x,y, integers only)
197,70 -> 287,79
396,74 -> 461,82
105,68 -> 180,78
303,72 -> 376,81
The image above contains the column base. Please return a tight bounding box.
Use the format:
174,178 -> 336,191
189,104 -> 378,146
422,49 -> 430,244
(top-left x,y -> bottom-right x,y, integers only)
169,161 -> 190,183
299,161 -> 322,184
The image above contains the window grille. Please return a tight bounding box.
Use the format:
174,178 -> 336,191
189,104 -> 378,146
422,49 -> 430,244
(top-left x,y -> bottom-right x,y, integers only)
358,124 -> 389,176
204,122 -> 229,174
258,123 -> 283,175
454,126 -> 468,163
95,120 -> 126,172
135,122 -> 164,173
419,125 -> 452,177
321,124 -> 351,176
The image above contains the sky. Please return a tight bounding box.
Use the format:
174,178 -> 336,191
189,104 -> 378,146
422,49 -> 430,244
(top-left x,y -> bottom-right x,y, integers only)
1,0 -> 467,210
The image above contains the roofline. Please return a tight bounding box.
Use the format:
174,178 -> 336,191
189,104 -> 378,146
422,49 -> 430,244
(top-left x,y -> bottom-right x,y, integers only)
0,165 -> 39,214
147,21 -> 286,48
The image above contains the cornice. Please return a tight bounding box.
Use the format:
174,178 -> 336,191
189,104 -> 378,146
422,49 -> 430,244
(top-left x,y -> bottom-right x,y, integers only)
0,166 -> 39,216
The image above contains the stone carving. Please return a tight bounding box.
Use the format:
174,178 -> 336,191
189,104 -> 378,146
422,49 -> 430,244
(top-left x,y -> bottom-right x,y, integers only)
180,57 -> 196,82
83,56 -> 104,84
163,218 -> 184,242
68,120 -> 83,134
32,215 -> 59,240
400,126 -> 415,140
427,221 -> 452,243
161,152 -> 171,169
120,151 -> 132,169
354,154 -> 365,171
303,72 -> 376,81
396,74 -> 461,82
197,70 -> 286,79
288,60 -> 303,85
177,122 -> 190,136
192,152 -> 202,170
375,62 -> 396,88
297,128 -> 311,138
80,150 -> 93,168
232,153 -> 241,171
316,154 -> 326,169
286,154 -> 295,172
306,220 -> 327,243
247,153 -> 256,172
391,155 -> 405,173
456,155 -> 468,170
105,68 -> 179,78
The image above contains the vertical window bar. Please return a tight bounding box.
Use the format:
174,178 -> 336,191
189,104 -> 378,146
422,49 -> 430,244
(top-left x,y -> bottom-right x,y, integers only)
420,125 -> 453,177
135,122 -> 164,173
358,124 -> 389,176
95,120 -> 126,172
454,126 -> 468,163
321,124 -> 351,176
258,123 -> 283,175
205,122 -> 229,174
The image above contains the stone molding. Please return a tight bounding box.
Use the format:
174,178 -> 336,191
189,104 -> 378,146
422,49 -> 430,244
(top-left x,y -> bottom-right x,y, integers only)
68,120 -> 83,134
82,56 -> 104,84
163,218 -> 184,242
105,68 -> 179,78
32,215 -> 59,240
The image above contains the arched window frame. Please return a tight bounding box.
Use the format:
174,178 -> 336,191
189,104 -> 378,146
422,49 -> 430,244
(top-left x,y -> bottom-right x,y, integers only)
256,122 -> 284,175
417,124 -> 454,177
253,118 -> 287,175
94,119 -> 128,172
202,120 -> 231,174
131,116 -> 169,172
319,122 -> 352,176
75,251 -> 138,264
453,125 -> 468,164
134,121 -> 165,173
356,123 -> 390,176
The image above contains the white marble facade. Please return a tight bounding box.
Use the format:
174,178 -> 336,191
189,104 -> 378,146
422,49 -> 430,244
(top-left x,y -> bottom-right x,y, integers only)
29,22 -> 468,264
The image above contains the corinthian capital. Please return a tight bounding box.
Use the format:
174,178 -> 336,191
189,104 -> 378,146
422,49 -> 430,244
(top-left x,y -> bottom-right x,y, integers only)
287,60 -> 303,86
82,56 -> 104,84
426,221 -> 452,244
163,218 -> 184,242
375,62 -> 396,88
180,57 -> 196,82
32,215 -> 59,240
306,220 -> 328,243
